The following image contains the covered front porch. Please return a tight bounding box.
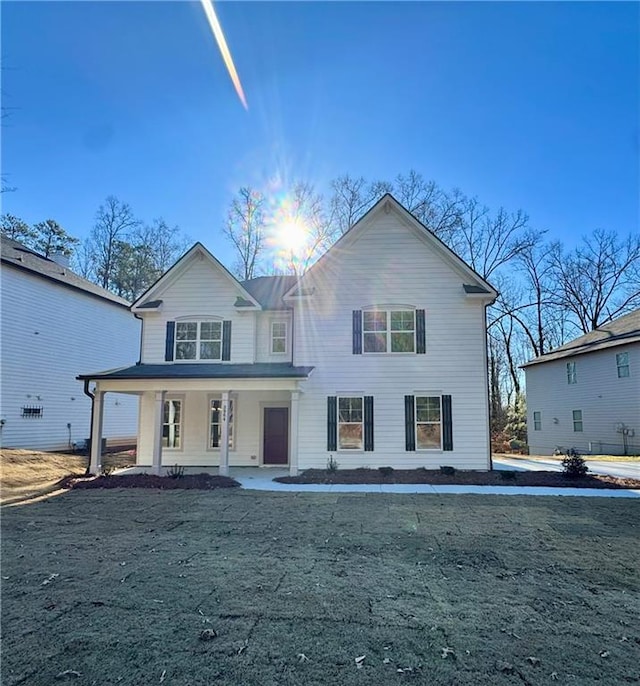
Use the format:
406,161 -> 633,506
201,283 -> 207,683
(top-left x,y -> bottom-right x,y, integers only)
78,363 -> 313,477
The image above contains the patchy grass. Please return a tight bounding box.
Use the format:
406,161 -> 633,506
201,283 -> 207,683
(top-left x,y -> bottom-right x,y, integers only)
2,490 -> 639,685
0,449 -> 135,504
277,468 -> 640,490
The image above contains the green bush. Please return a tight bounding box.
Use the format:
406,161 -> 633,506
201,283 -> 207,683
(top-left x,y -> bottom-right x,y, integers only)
561,449 -> 588,478
166,464 -> 185,479
378,466 -> 394,478
440,465 -> 456,476
326,455 -> 339,473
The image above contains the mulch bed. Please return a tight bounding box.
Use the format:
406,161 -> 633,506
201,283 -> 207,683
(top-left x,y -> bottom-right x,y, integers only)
62,473 -> 240,490
276,468 -> 640,489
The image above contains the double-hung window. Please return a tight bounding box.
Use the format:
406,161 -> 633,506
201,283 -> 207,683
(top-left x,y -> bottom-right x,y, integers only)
363,309 -> 415,353
175,321 -> 222,360
415,396 -> 442,450
210,398 -> 234,449
572,410 -> 583,432
338,396 -> 363,450
566,362 -> 577,384
271,322 -> 287,354
533,411 -> 541,431
163,399 -> 182,449
616,352 -> 630,378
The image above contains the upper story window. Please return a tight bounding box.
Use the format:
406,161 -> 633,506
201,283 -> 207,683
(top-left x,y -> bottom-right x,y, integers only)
271,321 -> 287,355
616,352 -> 630,378
363,309 -> 415,353
566,361 -> 577,384
176,321 -> 222,361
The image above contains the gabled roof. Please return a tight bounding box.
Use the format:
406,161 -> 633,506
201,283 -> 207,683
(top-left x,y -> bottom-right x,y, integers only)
522,309 -> 640,368
78,362 -> 314,381
241,275 -> 298,310
284,193 -> 498,301
0,236 -> 131,308
132,242 -> 261,312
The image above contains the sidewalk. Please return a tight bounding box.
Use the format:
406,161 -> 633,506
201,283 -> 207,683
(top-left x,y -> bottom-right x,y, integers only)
230,467 -> 640,498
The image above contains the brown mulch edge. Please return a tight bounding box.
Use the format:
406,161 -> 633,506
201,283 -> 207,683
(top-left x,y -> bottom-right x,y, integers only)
60,473 -> 240,490
275,468 -> 640,490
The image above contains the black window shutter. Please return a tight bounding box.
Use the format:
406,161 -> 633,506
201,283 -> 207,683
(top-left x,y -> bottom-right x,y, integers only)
352,310 -> 362,354
404,395 -> 415,451
416,309 -> 426,354
327,396 -> 337,451
222,320 -> 232,361
165,321 -> 175,361
442,395 -> 453,451
364,396 -> 374,452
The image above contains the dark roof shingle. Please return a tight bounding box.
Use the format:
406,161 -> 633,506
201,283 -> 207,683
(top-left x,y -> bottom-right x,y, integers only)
241,275 -> 298,310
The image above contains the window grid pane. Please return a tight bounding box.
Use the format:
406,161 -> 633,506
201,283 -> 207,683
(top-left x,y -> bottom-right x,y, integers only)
175,321 -> 222,360
616,352 -> 630,378
415,396 -> 442,450
338,397 -> 364,450
533,411 -> 541,431
210,399 -> 234,449
572,410 -> 583,432
163,400 -> 182,449
567,362 -> 577,384
363,310 -> 415,353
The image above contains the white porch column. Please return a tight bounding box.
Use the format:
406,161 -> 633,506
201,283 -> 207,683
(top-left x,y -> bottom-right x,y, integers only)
89,389 -> 105,475
289,391 -> 300,476
152,391 -> 165,476
219,391 -> 230,477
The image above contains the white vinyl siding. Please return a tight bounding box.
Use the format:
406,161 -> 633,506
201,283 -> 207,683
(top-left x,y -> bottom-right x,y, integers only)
526,346 -> 639,456
293,206 -> 492,470
139,257 -> 255,364
0,265 -> 139,451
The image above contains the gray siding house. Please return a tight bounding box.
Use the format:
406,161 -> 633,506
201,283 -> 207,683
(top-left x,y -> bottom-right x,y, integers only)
523,309 -> 639,456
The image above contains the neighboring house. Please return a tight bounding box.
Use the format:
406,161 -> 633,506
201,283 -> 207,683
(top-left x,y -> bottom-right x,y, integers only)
0,237 -> 140,451
523,309 -> 639,456
79,194 -> 498,475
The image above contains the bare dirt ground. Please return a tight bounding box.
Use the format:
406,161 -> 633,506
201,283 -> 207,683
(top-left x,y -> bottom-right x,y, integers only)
0,448 -> 135,505
2,489 -> 639,685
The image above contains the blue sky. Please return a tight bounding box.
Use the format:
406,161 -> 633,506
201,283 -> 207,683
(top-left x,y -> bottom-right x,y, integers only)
2,1 -> 638,268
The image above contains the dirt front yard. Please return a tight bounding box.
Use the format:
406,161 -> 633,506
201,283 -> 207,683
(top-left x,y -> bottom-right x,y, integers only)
2,490 -> 639,685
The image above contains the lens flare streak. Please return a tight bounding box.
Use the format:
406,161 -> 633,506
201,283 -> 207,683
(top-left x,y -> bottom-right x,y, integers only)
200,0 -> 248,110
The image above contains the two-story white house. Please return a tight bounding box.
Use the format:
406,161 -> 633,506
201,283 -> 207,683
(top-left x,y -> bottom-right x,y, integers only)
79,195 -> 498,475
523,309 -> 639,456
1,236 -> 140,451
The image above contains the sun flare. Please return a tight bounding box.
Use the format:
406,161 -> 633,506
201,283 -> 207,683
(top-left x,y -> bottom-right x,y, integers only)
274,220 -> 309,254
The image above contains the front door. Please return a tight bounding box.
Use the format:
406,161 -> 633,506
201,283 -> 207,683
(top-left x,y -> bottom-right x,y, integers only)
263,407 -> 289,465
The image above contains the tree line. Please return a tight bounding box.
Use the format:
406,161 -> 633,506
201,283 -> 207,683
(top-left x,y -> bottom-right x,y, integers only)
1,196 -> 188,302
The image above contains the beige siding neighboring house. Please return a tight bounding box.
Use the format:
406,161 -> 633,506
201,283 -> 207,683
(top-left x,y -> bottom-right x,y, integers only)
0,237 -> 140,451
523,310 -> 640,456
78,194 -> 497,475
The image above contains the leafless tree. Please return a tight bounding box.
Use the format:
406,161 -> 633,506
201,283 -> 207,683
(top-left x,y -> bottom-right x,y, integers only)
548,229 -> 640,334
327,175 -> 391,234
88,196 -> 140,289
224,187 -> 266,280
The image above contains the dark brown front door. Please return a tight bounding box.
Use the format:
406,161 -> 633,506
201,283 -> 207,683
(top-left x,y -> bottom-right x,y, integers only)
263,407 -> 289,465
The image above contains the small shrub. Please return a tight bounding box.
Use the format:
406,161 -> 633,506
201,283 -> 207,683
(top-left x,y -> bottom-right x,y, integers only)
326,455 -> 339,473
378,466 -> 394,478
166,464 -> 185,479
562,449 -> 588,478
440,465 -> 456,476
499,470 -> 517,481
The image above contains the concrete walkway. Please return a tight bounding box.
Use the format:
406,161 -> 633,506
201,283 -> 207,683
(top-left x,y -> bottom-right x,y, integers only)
229,467 -> 640,498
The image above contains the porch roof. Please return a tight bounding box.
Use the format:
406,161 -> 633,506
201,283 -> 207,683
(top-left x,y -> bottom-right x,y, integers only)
78,362 -> 314,381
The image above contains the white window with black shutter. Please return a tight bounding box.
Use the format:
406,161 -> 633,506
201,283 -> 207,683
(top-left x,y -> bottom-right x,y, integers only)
165,318 -> 232,361
327,395 -> 374,451
352,308 -> 425,354
404,394 -> 453,451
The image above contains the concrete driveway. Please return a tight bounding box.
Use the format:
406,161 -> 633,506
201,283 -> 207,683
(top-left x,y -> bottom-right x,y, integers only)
494,454 -> 640,479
